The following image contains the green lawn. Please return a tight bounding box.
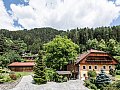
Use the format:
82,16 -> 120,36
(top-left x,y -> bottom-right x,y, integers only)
15,72 -> 33,77
115,75 -> 120,80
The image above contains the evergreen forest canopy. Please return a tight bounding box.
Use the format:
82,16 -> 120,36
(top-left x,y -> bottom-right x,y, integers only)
1,26 -> 120,56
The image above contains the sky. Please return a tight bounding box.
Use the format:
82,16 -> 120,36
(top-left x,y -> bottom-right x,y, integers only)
0,0 -> 120,31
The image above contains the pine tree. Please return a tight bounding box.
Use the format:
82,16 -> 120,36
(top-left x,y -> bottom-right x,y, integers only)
0,35 -> 6,55
33,51 -> 47,84
96,69 -> 111,88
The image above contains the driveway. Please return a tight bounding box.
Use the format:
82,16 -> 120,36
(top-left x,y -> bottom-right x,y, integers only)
9,75 -> 88,90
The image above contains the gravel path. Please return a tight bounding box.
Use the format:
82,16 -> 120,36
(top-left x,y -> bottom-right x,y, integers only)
8,75 -> 88,90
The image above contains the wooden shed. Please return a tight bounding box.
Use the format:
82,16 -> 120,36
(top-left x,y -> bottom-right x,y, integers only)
8,62 -> 35,72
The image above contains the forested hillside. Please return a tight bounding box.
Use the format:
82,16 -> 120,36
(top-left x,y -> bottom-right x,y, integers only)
1,26 -> 120,55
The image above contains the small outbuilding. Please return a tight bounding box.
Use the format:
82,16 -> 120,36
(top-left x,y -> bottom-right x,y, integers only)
8,62 -> 35,72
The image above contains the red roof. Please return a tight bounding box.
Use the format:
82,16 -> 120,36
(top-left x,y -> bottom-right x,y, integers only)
8,62 -> 35,67
76,49 -> 107,64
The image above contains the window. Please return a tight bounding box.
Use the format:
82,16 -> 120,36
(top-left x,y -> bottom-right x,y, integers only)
103,66 -> 106,69
83,74 -> 86,77
89,66 -> 92,69
109,65 -> 112,69
83,66 -> 86,69
95,66 -> 97,69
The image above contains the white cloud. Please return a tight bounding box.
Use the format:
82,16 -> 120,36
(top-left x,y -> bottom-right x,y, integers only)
0,0 -> 21,30
1,0 -> 120,30
115,0 -> 120,5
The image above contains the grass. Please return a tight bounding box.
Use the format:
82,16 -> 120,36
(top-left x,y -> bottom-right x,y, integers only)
15,72 -> 33,77
115,75 -> 120,80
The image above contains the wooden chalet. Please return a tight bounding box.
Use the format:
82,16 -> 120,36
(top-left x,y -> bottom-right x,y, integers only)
67,49 -> 119,80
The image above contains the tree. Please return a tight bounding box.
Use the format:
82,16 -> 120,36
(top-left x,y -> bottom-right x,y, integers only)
0,35 -> 7,55
44,35 -> 79,70
98,39 -> 107,51
86,39 -> 98,50
96,69 -> 111,88
33,51 -> 47,84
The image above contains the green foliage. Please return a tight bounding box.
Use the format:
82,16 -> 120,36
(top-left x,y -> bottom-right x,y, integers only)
33,51 -> 47,84
102,80 -> 120,90
84,80 -> 97,90
63,76 -> 68,82
44,35 -> 79,70
9,71 -> 17,80
86,39 -> 98,50
109,68 -> 116,77
0,51 -> 21,68
1,26 -> 120,56
96,69 -> 111,88
116,70 -> 120,75
88,70 -> 97,78
46,68 -> 56,81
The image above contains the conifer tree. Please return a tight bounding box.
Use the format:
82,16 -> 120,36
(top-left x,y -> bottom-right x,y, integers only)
96,69 -> 111,88
33,51 -> 47,84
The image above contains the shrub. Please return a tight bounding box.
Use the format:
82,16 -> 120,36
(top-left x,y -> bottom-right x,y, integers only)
46,68 -> 56,81
0,74 -> 4,79
109,68 -> 116,77
88,70 -> 97,78
0,74 -> 5,83
90,84 -> 97,90
4,76 -> 11,82
89,77 -> 96,84
0,79 -> 5,83
57,75 -> 63,83
63,76 -> 68,82
116,70 -> 120,75
16,73 -> 21,78
84,80 -> 97,90
84,80 -> 91,87
34,77 -> 47,84
9,71 -> 17,80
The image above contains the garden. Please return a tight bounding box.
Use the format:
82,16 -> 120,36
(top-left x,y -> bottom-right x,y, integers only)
84,68 -> 120,90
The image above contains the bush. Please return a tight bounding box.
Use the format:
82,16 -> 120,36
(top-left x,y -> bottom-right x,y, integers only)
34,77 -> 47,84
4,76 -> 11,82
16,73 -> 21,78
0,74 -> 4,79
0,79 -> 5,83
89,77 -> 96,84
46,68 -> 56,81
84,80 -> 91,87
116,70 -> 120,75
9,71 -> 17,80
88,70 -> 97,78
90,84 -> 97,90
0,69 -> 9,73
57,75 -> 63,83
63,76 -> 68,82
109,68 -> 116,76
84,80 -> 97,90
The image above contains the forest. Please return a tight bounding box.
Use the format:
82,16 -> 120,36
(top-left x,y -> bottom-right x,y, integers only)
1,26 -> 120,55
1,25 -> 120,67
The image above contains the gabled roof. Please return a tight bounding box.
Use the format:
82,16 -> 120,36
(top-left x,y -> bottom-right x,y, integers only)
75,49 -> 108,64
8,62 -> 35,67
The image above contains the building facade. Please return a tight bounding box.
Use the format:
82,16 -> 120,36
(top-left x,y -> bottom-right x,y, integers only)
67,49 -> 119,80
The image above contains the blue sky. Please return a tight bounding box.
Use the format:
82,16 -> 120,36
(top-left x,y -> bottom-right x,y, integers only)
1,0 -> 120,30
